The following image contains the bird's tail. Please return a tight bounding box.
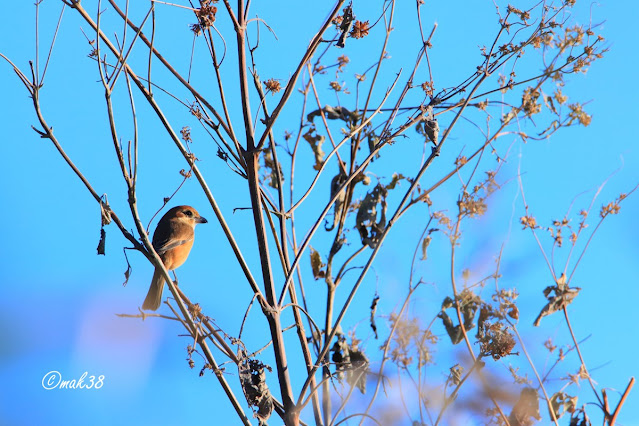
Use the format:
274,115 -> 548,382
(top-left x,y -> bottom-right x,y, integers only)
142,268 -> 165,311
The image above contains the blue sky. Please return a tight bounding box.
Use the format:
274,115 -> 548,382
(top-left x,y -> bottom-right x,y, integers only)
1,1 -> 638,425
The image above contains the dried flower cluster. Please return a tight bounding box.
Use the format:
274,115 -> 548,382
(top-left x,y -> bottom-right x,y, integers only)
387,314 -> 437,368
191,0 -> 218,35
263,78 -> 281,94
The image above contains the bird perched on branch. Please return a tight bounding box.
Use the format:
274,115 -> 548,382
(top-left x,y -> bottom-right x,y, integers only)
142,205 -> 207,311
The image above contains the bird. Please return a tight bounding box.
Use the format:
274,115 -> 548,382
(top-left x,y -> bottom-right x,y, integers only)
142,205 -> 207,311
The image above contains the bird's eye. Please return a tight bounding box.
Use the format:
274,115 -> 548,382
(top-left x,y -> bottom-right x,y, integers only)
184,210 -> 193,217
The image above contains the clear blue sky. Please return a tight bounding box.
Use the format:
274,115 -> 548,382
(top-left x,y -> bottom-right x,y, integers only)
1,1 -> 638,425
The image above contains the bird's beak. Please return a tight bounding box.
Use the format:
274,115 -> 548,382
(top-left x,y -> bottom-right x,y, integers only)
196,216 -> 208,224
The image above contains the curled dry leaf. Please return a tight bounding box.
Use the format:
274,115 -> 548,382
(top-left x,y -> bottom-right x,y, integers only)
356,183 -> 387,248
549,391 -> 578,420
370,293 -> 380,339
326,171 -> 347,231
302,126 -> 325,171
96,228 -> 106,256
423,117 -> 439,145
386,173 -> 405,190
122,263 -> 131,286
367,131 -> 380,159
509,387 -> 541,426
543,92 -> 557,114
239,358 -> 274,425
416,106 -> 439,145
331,334 -> 369,394
98,190 -> 111,256
420,228 -> 438,261
533,274 -> 580,326
420,235 -> 431,261
448,364 -> 464,386
438,290 -> 481,345
309,246 -> 326,279
307,105 -> 360,123
335,4 -> 355,48
261,148 -> 282,189
99,197 -> 112,226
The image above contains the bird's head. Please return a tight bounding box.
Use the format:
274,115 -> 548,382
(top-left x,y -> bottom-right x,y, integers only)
170,205 -> 208,226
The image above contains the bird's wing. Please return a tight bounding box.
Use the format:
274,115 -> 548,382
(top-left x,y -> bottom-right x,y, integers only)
152,218 -> 194,255
154,236 -> 193,255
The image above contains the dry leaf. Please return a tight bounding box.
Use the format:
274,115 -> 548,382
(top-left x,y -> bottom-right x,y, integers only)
310,246 -> 326,279
96,228 -> 106,256
331,334 -> 369,393
326,171 -> 347,231
533,274 -> 580,326
356,184 -> 387,248
420,235 -> 431,261
302,127 -> 326,170
239,357 -> 273,425
370,293 -> 380,339
509,387 -> 541,426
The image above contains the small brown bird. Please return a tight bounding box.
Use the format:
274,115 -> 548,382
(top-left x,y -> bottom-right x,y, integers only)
142,205 -> 207,311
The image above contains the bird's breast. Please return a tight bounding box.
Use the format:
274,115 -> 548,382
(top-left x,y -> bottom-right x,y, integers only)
163,239 -> 195,270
